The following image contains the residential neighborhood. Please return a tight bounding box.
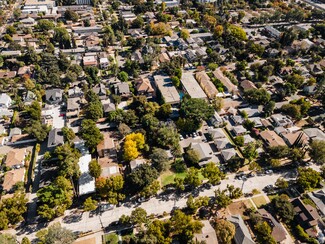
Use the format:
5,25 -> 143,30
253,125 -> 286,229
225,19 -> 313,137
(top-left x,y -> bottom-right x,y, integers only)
0,0 -> 324,243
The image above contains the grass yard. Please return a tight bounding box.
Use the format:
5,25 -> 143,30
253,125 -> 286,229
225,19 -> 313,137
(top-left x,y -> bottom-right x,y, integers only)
160,170 -> 206,186
103,233 -> 119,244
251,195 -> 268,208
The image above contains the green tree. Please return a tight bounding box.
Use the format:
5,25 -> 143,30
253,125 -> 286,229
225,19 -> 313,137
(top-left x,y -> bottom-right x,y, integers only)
150,148 -> 169,172
0,234 -> 16,244
281,104 -> 301,120
179,98 -> 214,131
157,103 -> 172,119
244,88 -> 271,105
130,207 -> 147,226
64,9 -> 79,22
233,136 -> 244,147
95,175 -> 125,204
140,180 -> 160,198
271,194 -> 294,223
215,188 -> 232,208
36,223 -> 76,244
255,221 -> 276,244
6,25 -> 16,35
171,76 -> 180,88
127,164 -> 159,193
309,140 -> 325,165
55,144 -> 81,179
184,167 -> 202,188
180,29 -> 190,39
26,121 -> 50,142
228,25 -> 247,40
89,159 -> 101,178
21,237 -> 31,244
37,19 -> 55,31
53,27 -> 71,49
242,142 -> 259,162
61,127 -> 75,143
215,219 -> 236,244
297,167 -> 321,191
275,177 -> 289,189
118,71 -> 129,82
184,148 -> 200,166
202,162 -> 224,185
83,197 -> 98,211
80,119 -> 103,152
263,101 -> 275,117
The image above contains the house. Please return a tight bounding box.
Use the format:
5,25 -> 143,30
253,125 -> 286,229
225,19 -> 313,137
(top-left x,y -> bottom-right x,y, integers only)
213,69 -> 238,93
291,198 -> 321,237
0,71 -> 17,79
271,114 -> 293,127
135,77 -> 154,98
264,26 -> 281,39
243,134 -> 255,145
191,142 -> 213,161
24,91 -> 37,105
2,168 -> 25,192
97,132 -> 116,158
208,128 -> 226,139
130,158 -> 146,171
260,130 -> 286,147
153,75 -> 180,105
308,188 -> 325,216
258,209 -> 287,243
68,86 -> 84,98
228,215 -> 255,244
303,128 -> 325,141
115,83 -> 131,97
232,125 -> 247,136
159,53 -> 170,63
99,57 -> 109,69
98,158 -> 120,178
240,80 -> 257,91
47,128 -> 64,149
181,72 -> 207,100
67,97 -> 81,118
45,89 -> 63,105
282,131 -> 308,147
193,220 -> 218,244
0,94 -> 12,108
221,148 -> 237,162
92,83 -> 107,100
131,50 -> 144,64
214,137 -> 232,151
75,142 -> 95,196
9,127 -> 22,138
83,56 -> 98,66
4,148 -> 26,169
195,71 -> 218,99
210,112 -> 224,127
230,115 -> 244,125
18,65 -> 33,77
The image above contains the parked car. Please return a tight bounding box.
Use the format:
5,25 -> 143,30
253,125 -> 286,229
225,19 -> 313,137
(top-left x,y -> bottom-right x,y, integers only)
265,170 -> 273,175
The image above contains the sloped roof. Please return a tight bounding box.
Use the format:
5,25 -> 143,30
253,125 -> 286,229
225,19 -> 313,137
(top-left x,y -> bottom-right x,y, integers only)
2,168 -> 25,192
228,215 -> 255,244
4,149 -> 26,167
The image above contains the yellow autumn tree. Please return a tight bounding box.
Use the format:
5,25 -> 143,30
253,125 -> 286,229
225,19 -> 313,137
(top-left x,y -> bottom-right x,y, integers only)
123,133 -> 145,161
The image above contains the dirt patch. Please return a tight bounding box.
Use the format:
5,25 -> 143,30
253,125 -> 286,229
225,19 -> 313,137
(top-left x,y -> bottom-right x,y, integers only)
227,200 -> 253,217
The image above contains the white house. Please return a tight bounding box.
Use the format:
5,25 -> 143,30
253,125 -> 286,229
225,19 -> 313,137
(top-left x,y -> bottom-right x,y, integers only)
0,93 -> 12,108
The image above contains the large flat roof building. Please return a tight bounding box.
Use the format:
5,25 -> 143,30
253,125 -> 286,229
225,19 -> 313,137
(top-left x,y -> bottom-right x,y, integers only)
181,72 -> 207,100
153,75 -> 180,105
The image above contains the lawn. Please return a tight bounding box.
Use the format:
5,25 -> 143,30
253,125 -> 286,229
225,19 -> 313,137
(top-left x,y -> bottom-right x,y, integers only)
160,170 -> 206,186
103,233 -> 119,244
252,195 -> 268,208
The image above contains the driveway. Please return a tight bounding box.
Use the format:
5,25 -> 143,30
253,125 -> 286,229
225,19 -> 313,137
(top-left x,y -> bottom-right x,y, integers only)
51,106 -> 65,129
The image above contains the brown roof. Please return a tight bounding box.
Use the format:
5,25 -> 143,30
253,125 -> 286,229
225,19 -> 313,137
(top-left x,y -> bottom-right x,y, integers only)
282,132 -> 308,147
195,71 -> 218,99
258,209 -> 287,243
98,158 -> 120,178
135,77 -> 154,93
260,130 -> 286,147
159,53 -> 170,63
4,148 -> 26,168
97,132 -> 115,152
291,198 -> 320,230
2,168 -> 25,192
240,80 -> 257,91
0,71 -> 17,79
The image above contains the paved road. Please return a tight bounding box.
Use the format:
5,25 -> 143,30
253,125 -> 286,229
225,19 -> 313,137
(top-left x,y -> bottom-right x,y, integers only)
8,171 -> 287,242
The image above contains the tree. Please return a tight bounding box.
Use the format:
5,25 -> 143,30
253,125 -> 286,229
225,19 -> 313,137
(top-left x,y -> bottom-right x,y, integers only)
233,136 -> 244,147
184,167 -> 201,188
21,237 -> 31,244
175,177 -> 185,191
297,167 -> 321,191
309,140 -> 325,165
179,98 -> 214,132
36,223 -> 76,244
228,24 -> 247,40
85,101 -> 103,121
26,101 -> 41,121
118,123 -> 131,137
0,234 -> 16,244
127,164 -> 159,193
180,29 -> 190,39
171,76 -> 180,88
281,104 -> 301,120
83,197 -> 98,211
244,88 -> 271,105
55,144 -> 80,179
80,119 -> 103,152
214,188 -> 232,208
89,160 -> 101,178
37,177 -> 73,220
95,175 -> 125,204
53,27 -> 71,49
150,148 -> 169,172
170,209 -> 203,242
123,132 -> 145,161
202,162 -> 224,185
118,71 -> 129,82
64,9 -> 79,22
255,221 -> 276,244
275,177 -> 289,189
37,19 -> 55,31
130,208 -> 147,226
263,101 -> 275,117
6,25 -> 16,35
26,121 -> 50,142
184,148 -> 200,166
140,180 -> 160,198
0,192 -> 28,230
212,97 -> 223,112
62,127 -> 75,143
271,194 -> 294,223
157,103 -> 172,119
215,219 -> 235,244
242,142 -> 259,162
